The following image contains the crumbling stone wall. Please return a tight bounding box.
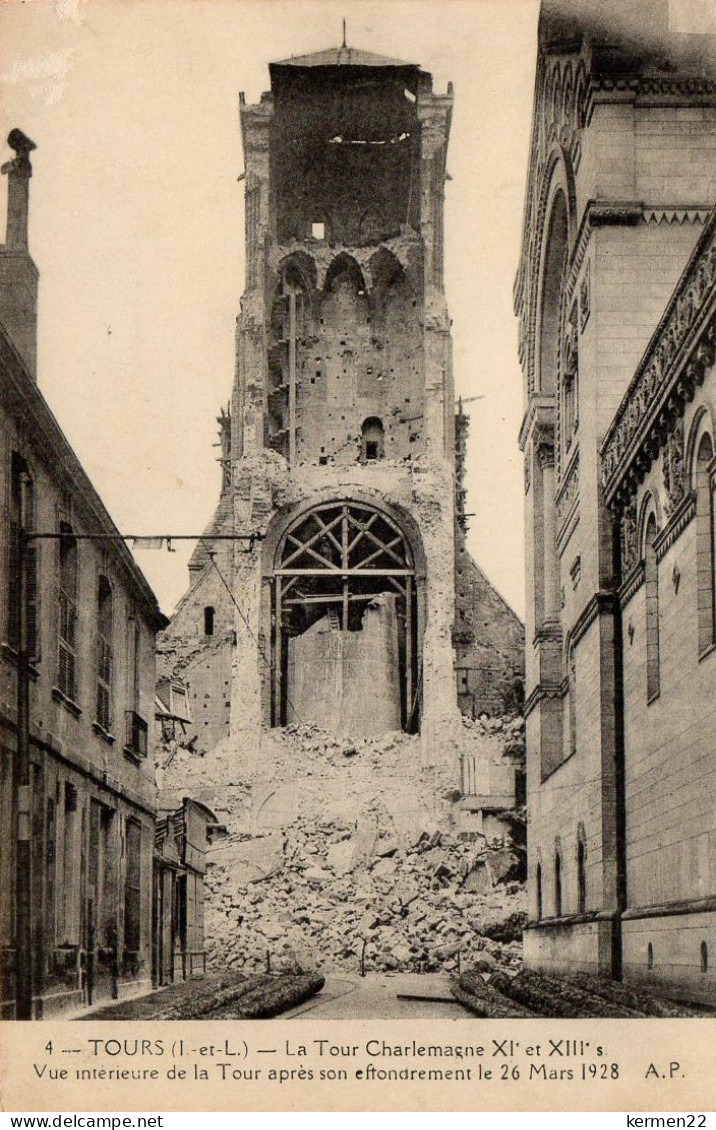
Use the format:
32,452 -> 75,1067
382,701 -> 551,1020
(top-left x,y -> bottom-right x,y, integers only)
454,531 -> 525,718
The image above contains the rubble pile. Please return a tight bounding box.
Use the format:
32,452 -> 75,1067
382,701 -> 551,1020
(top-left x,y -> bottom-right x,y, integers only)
454,968 -> 707,1019
203,819 -> 525,975
161,716 -> 527,976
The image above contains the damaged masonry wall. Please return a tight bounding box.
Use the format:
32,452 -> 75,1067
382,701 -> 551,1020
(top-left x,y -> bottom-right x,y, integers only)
158,45 -> 526,976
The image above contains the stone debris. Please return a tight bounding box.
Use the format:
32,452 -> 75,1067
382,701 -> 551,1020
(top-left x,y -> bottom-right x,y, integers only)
162,717 -> 527,977
204,815 -> 525,975
451,971 -> 537,1018
462,967 -> 713,1019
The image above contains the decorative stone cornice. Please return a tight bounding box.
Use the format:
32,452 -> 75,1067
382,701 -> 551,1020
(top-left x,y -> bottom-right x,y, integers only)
654,491 -> 696,563
556,451 -> 579,535
533,621 -> 563,647
524,680 -> 563,719
622,894 -> 716,921
570,591 -> 616,649
618,562 -> 645,608
519,395 -> 555,464
602,207 -> 716,506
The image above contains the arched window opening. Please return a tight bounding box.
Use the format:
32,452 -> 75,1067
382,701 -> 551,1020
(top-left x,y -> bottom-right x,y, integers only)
695,432 -> 715,655
554,852 -> 562,917
96,576 -> 113,731
701,941 -> 709,974
562,303 -> 579,456
204,606 -> 215,637
361,417 -> 385,462
577,835 -> 587,914
272,501 -> 419,734
568,641 -> 577,758
539,190 -> 569,395
536,862 -> 543,920
645,513 -> 660,702
58,521 -> 78,702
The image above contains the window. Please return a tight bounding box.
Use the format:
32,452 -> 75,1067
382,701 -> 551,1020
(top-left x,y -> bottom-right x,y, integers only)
7,453 -> 38,658
96,576 -> 113,732
360,417 -> 385,462
535,862 -> 542,920
645,514 -> 660,702
45,797 -> 56,950
554,852 -> 562,916
695,432 -> 715,655
562,309 -> 579,455
577,835 -> 586,913
124,818 -> 142,952
60,782 -> 79,944
58,523 -> 78,700
701,941 -> 709,974
89,800 -> 114,949
125,617 -> 147,757
204,606 -> 215,636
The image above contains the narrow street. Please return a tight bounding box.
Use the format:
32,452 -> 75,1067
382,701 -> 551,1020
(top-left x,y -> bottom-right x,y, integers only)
281,974 -> 466,1020
78,971 -> 469,1021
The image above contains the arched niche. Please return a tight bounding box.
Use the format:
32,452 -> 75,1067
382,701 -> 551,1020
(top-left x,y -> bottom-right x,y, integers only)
538,188 -> 569,396
321,254 -> 369,330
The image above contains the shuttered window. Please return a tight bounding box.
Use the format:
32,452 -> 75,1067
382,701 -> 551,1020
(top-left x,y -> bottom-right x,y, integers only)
58,523 -> 78,701
96,576 -> 113,731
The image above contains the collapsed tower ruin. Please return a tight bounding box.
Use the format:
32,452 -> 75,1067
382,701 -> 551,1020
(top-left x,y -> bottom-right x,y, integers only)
160,42 -> 523,803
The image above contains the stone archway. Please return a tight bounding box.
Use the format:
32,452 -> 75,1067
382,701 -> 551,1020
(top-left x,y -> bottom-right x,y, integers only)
271,500 -> 420,734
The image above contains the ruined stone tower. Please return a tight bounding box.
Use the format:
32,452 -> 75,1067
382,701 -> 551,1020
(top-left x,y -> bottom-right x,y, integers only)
161,42 -> 523,785
156,46 -> 527,974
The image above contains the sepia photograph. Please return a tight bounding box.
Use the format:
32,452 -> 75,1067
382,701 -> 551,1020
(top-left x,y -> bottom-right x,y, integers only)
1,0 -> 716,1110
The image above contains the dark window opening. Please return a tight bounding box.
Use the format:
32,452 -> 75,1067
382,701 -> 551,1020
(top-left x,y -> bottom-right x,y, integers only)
554,852 -> 562,917
204,606 -> 215,636
361,417 -> 385,462
647,942 -> 654,970
645,514 -> 660,702
536,862 -> 542,920
577,837 -> 586,913
695,432 -> 715,654
701,941 -> 709,973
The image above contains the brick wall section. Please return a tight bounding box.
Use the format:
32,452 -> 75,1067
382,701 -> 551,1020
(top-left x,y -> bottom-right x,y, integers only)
453,531 -> 525,718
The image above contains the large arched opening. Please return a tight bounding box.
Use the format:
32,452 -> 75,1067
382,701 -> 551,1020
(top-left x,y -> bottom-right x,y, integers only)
270,500 -> 421,735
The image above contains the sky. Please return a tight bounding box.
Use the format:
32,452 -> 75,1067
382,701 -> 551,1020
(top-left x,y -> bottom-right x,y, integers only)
0,0 -> 540,618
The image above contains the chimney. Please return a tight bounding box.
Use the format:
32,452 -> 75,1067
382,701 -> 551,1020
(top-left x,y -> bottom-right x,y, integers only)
0,129 -> 39,379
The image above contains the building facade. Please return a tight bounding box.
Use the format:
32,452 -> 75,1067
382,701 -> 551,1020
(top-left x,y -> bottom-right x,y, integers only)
0,131 -> 167,1017
516,0 -> 716,1002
